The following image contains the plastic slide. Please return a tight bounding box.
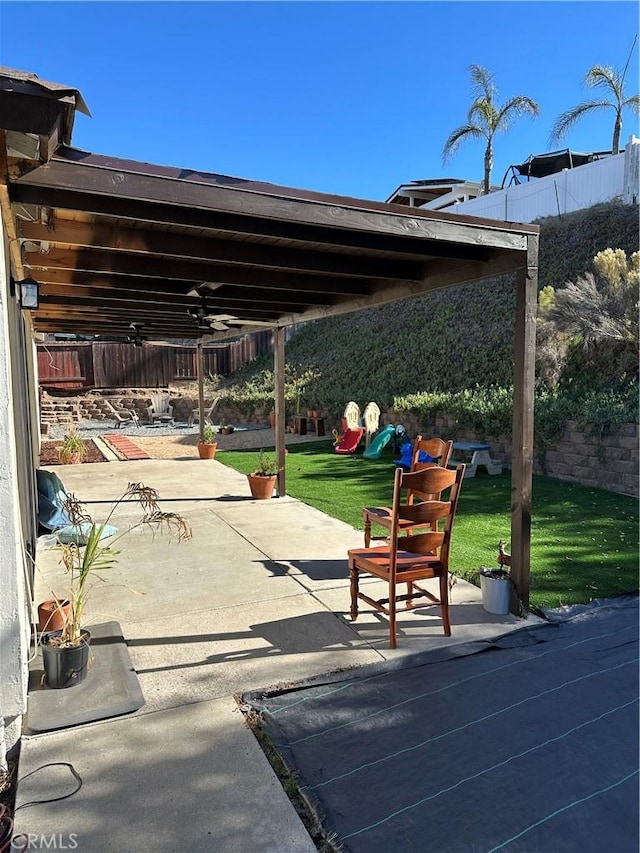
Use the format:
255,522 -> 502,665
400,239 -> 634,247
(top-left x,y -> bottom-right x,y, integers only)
362,424 -> 396,460
394,442 -> 435,469
334,427 -> 364,455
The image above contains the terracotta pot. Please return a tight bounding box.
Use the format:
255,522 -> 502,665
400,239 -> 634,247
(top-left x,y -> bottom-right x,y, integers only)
37,598 -> 72,633
59,450 -> 82,465
247,473 -> 277,500
197,441 -> 217,460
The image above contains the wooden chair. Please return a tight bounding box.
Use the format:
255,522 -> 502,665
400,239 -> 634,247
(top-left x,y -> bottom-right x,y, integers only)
348,464 -> 465,648
104,399 -> 140,428
188,395 -> 221,427
147,393 -> 173,423
362,436 -> 454,547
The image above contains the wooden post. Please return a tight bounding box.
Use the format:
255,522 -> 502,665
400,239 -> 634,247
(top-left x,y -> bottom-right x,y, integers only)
274,327 -> 286,496
197,340 -> 205,443
510,235 -> 538,613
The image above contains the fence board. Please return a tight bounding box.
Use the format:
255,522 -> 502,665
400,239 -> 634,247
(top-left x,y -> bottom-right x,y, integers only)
37,331 -> 275,389
36,343 -> 94,389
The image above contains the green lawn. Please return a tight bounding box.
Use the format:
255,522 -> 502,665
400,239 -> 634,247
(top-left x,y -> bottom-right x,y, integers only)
217,441 -> 639,612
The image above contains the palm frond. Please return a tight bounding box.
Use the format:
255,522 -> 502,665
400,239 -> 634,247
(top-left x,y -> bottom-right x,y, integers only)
468,64 -> 495,101
442,124 -> 483,163
623,94 -> 640,112
585,65 -> 623,99
549,100 -> 612,144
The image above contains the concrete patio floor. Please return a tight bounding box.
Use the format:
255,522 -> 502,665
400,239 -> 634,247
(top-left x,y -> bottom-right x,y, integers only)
16,457 -> 541,852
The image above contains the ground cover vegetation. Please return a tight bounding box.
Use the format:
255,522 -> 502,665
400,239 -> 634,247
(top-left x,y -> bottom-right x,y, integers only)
218,441 -> 638,612
217,202 -> 638,451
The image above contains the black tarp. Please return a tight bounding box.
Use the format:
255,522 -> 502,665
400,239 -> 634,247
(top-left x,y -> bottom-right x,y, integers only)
244,597 -> 639,852
511,149 -> 608,180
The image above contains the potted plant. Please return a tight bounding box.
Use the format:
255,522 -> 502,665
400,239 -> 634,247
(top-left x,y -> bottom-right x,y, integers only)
247,449 -> 279,500
479,540 -> 512,615
58,428 -> 87,465
40,483 -> 192,688
197,424 -> 218,459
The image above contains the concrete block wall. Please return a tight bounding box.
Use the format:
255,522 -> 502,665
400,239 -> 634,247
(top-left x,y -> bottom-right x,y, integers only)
388,408 -> 638,498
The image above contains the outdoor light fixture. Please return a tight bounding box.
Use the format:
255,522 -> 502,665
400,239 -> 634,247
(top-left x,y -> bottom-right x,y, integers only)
16,276 -> 40,310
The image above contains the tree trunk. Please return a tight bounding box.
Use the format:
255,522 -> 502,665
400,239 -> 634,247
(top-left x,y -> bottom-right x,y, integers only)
612,111 -> 622,155
483,142 -> 493,194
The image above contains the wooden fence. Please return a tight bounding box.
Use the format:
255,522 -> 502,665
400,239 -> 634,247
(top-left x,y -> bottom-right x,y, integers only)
37,332 -> 273,390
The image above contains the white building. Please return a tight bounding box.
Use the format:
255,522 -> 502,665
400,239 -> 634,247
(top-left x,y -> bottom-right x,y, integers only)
388,138 -> 639,223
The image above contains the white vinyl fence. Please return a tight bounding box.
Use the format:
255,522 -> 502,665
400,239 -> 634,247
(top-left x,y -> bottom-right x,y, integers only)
451,137 -> 638,223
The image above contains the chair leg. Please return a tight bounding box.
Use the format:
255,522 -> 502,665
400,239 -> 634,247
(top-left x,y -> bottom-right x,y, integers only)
406,581 -> 415,608
439,572 -> 451,636
349,558 -> 359,621
388,578 -> 397,649
363,514 -> 371,547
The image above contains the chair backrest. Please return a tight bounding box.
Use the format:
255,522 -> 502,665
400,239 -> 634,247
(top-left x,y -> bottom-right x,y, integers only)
149,393 -> 171,414
343,401 -> 361,430
406,436 -> 454,503
410,436 -> 454,472
104,399 -> 125,422
389,464 -> 465,568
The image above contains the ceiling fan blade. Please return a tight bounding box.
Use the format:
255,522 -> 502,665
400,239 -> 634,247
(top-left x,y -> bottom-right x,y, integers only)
186,281 -> 223,297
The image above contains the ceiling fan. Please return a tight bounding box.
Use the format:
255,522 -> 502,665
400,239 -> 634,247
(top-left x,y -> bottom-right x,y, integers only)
188,291 -> 264,332
123,325 -> 184,347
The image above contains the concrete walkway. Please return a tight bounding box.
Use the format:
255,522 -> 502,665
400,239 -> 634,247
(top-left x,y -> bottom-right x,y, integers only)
16,458 -> 540,852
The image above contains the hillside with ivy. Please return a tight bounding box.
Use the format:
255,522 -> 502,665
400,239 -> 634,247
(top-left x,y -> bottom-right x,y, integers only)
222,201 -> 639,445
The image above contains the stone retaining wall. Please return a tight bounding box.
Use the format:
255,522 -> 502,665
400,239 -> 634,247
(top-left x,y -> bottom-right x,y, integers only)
386,408 -> 638,498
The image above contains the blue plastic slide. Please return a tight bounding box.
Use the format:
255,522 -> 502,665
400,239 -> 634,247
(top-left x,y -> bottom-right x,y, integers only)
363,424 -> 396,460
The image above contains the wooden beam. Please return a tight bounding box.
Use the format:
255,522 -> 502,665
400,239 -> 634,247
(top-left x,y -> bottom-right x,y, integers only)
274,327 -> 286,497
20,219 -> 425,281
197,341 -> 205,443
260,251 -> 525,333
14,182 -> 497,261
37,294 -> 280,324
33,269 -> 333,307
13,156 -> 532,251
0,130 -> 25,278
510,234 -> 538,613
24,247 -> 373,296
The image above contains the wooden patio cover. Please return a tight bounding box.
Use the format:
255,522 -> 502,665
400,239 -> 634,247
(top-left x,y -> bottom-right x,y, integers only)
0,67 -> 539,610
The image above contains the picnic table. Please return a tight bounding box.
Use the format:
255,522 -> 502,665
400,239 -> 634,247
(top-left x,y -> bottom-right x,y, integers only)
294,415 -> 326,436
450,440 -> 502,478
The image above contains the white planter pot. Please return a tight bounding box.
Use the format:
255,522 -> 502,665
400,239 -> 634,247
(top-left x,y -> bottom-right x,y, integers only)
480,569 -> 511,615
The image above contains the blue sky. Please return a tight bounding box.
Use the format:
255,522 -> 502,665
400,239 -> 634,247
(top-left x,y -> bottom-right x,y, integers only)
0,1 -> 637,200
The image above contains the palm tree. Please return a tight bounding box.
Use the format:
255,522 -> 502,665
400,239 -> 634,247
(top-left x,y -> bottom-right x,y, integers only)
442,65 -> 540,194
549,44 -> 639,154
